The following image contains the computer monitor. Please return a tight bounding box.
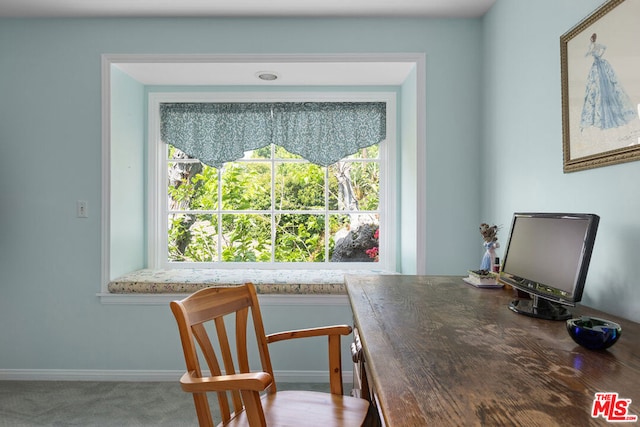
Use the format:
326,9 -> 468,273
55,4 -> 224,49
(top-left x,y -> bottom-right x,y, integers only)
498,212 -> 600,320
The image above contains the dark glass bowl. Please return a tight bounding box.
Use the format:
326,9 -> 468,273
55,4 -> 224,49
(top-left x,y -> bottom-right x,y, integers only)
566,316 -> 622,350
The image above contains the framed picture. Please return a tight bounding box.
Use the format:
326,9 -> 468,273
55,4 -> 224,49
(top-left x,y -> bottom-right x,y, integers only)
561,0 -> 640,172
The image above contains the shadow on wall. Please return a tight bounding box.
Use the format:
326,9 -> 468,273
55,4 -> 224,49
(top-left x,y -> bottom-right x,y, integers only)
583,224 -> 640,323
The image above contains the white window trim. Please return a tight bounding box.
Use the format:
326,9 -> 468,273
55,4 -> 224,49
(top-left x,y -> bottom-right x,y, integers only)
100,53 -> 427,300
97,292 -> 351,306
148,91 -> 397,271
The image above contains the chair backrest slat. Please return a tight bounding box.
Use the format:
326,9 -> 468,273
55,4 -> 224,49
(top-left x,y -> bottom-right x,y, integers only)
192,323 -> 232,422
236,307 -> 250,373
214,316 -> 244,414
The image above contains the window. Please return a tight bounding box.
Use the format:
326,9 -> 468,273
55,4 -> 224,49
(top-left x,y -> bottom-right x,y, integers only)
148,93 -> 396,270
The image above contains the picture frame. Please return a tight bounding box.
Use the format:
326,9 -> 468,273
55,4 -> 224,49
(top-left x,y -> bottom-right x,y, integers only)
561,0 -> 640,173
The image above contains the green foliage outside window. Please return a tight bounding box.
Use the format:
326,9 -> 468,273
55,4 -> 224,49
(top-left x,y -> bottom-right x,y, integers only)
167,144 -> 379,263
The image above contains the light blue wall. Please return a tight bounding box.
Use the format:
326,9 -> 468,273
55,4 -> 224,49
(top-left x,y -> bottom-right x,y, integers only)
3,1 -> 636,376
0,17 -> 482,372
2,1 -> 635,376
110,66 -> 146,279
399,66 -> 419,274
483,0 -> 640,323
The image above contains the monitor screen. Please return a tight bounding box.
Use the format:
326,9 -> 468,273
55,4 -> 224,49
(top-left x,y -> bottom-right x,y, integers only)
498,213 -> 599,320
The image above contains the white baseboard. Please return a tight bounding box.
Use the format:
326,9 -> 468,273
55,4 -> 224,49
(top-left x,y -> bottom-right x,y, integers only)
0,369 -> 353,384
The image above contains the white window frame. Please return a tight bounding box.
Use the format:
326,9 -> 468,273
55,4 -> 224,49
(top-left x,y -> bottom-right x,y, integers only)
148,91 -> 397,271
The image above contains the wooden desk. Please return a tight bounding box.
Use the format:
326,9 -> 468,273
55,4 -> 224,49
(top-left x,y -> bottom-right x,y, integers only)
346,275 -> 640,426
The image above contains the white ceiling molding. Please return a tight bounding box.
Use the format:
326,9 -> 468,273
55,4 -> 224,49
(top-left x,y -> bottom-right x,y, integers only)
109,53 -> 418,86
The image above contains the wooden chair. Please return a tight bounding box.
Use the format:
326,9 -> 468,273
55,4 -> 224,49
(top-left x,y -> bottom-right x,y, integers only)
170,283 -> 370,426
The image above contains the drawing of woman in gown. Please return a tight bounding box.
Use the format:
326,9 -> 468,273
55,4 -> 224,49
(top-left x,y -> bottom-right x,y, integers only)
580,33 -> 636,131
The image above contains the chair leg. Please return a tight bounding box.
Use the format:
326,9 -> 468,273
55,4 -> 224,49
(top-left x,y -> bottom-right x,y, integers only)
240,390 -> 266,427
192,392 -> 214,427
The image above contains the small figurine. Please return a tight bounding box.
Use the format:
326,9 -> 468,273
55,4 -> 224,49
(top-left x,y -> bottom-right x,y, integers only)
479,223 -> 500,271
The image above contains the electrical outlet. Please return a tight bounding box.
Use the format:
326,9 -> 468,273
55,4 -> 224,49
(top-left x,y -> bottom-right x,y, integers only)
77,200 -> 88,218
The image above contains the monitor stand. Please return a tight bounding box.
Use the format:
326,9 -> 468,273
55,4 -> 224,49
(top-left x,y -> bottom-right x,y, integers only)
508,294 -> 572,321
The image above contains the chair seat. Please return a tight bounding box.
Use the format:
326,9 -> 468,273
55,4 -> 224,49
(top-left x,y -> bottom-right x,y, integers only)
222,390 -> 370,427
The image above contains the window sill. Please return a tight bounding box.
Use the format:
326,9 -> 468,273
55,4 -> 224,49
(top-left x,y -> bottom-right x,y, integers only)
100,268 -> 396,305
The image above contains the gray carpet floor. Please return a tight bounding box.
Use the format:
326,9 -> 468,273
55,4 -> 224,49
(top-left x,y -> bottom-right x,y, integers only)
0,381 -> 334,426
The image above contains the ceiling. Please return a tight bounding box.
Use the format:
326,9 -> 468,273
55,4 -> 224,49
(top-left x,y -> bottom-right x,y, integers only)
0,0 -> 495,18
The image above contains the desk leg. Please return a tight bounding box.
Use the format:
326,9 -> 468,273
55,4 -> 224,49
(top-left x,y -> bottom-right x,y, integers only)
352,327 -> 383,426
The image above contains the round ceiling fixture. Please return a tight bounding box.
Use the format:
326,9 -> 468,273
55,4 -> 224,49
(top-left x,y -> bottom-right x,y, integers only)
256,71 -> 279,81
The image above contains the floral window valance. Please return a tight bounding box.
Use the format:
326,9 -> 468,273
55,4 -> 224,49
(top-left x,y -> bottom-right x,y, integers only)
160,102 -> 386,168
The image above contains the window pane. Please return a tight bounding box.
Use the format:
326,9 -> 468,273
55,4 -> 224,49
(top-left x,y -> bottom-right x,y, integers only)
328,161 -> 379,211
221,214 -> 271,262
246,146 -> 271,160
274,145 -> 303,160
275,214 -> 325,262
163,136 -> 384,266
329,214 -> 379,263
168,214 -> 218,262
347,145 -> 379,159
221,163 -> 271,210
168,145 -> 196,160
168,162 -> 218,210
275,162 -> 325,210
